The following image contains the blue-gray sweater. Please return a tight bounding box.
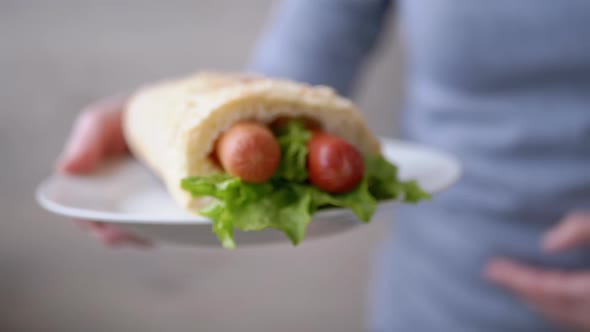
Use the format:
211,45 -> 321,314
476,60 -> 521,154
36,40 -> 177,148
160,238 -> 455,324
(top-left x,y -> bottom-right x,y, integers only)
250,1 -> 590,330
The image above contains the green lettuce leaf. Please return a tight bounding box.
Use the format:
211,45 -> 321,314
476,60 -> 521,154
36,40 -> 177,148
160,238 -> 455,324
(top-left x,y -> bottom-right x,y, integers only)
273,120 -> 311,182
181,176 -> 377,249
181,120 -> 430,249
309,179 -> 376,222
365,154 -> 431,203
183,177 -> 313,249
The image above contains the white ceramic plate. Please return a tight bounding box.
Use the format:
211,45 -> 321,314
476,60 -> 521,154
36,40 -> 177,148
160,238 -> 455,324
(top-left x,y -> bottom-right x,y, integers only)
36,138 -> 461,247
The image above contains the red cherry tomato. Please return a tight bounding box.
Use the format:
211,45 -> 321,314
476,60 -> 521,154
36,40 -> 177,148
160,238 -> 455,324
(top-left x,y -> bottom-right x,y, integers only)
307,132 -> 364,193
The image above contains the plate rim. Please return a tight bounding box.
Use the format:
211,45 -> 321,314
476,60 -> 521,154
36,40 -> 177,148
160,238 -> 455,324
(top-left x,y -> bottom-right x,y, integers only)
36,138 -> 462,225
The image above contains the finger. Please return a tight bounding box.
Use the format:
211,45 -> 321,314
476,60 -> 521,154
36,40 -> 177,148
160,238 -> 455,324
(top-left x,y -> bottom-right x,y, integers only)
527,300 -> 579,331
486,258 -> 543,296
486,258 -> 590,302
488,260 -> 590,331
74,219 -> 105,231
541,272 -> 590,303
57,110 -> 107,173
74,220 -> 151,248
526,297 -> 590,332
544,212 -> 590,252
94,225 -> 152,248
57,97 -> 128,174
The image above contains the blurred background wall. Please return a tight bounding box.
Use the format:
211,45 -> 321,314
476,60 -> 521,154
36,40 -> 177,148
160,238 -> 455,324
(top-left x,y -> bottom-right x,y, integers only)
1,0 -> 405,331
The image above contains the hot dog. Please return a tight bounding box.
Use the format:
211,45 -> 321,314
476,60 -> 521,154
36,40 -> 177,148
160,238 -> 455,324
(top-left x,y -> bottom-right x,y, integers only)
124,72 -> 430,249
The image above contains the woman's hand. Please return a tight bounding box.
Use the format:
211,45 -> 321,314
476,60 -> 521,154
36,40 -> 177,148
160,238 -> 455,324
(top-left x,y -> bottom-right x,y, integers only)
486,212 -> 590,331
56,96 -> 151,248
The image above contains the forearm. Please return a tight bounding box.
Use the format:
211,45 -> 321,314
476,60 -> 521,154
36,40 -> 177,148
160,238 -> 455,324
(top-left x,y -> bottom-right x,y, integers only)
248,0 -> 392,97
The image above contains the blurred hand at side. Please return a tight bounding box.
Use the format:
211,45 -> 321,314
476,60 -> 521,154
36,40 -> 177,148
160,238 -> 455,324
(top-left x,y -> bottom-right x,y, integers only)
486,212 -> 590,331
56,96 -> 151,248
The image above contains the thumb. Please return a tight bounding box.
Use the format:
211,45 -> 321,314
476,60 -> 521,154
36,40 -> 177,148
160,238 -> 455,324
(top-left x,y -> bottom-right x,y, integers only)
57,110 -> 108,174
56,97 -> 127,174
544,212 -> 590,252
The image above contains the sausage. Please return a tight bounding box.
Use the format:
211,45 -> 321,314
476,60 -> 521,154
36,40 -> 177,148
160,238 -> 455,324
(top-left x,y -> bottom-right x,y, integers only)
307,132 -> 364,193
214,121 -> 281,183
